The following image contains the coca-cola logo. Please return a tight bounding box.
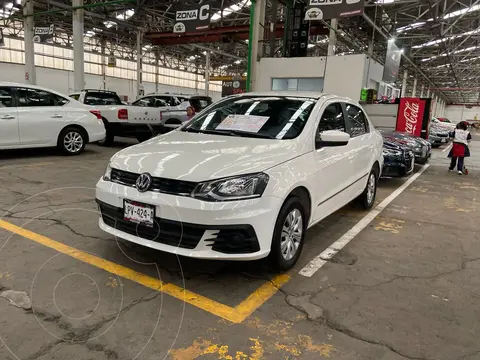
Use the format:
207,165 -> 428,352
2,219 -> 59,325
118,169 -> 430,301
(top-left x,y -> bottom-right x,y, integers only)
404,100 -> 419,135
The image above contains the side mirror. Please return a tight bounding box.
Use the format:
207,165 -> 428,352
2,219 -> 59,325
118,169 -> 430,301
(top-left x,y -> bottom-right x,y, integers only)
316,130 -> 350,148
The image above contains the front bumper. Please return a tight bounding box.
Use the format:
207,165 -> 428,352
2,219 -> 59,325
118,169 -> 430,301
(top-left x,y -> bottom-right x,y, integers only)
95,179 -> 282,260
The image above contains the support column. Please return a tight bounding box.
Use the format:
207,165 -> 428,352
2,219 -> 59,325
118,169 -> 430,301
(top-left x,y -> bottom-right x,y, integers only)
426,88 -> 430,98
401,70 -> 408,97
248,0 -> 266,92
205,50 -> 210,96
155,50 -> 159,93
101,38 -> 106,89
73,0 -> 85,91
412,77 -> 417,97
327,18 -> 338,56
136,31 -> 143,98
420,85 -> 424,98
432,95 -> 437,116
23,0 -> 36,84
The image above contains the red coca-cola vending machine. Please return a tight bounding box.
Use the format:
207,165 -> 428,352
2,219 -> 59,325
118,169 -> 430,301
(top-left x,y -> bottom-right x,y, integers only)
395,97 -> 432,139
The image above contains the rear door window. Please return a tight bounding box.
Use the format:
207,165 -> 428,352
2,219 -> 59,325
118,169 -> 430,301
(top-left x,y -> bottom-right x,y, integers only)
0,87 -> 14,108
345,103 -> 368,137
15,87 -> 67,107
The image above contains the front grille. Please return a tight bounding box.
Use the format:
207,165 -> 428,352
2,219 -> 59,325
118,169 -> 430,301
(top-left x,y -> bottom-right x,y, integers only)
98,201 -> 203,249
111,168 -> 197,196
97,200 -> 260,254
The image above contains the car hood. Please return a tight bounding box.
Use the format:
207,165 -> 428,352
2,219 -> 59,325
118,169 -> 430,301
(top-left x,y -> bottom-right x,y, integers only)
383,139 -> 409,152
109,130 -> 304,182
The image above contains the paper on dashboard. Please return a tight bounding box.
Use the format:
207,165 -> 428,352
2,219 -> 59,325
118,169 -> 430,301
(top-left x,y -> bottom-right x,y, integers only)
216,114 -> 269,133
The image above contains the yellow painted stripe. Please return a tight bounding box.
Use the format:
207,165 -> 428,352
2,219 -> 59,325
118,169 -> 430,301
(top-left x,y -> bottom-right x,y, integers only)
0,161 -> 55,170
0,219 -> 288,323
235,273 -> 290,318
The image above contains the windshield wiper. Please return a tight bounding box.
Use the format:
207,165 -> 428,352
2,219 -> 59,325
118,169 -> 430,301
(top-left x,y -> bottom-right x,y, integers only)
182,128 -> 235,136
225,130 -> 275,139
182,128 -> 274,139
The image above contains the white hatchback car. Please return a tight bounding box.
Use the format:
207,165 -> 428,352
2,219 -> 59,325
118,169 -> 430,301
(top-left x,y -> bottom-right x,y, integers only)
0,83 -> 106,155
96,92 -> 384,270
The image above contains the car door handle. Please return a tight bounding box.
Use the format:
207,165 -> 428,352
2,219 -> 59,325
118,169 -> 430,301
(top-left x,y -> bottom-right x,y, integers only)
51,114 -> 63,118
1,115 -> 15,120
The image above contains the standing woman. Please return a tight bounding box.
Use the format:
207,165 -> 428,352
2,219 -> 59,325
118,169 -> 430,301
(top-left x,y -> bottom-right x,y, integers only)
448,121 -> 472,175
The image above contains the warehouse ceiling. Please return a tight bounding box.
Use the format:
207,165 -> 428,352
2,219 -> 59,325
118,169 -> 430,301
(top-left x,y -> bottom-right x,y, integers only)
1,0 -> 480,104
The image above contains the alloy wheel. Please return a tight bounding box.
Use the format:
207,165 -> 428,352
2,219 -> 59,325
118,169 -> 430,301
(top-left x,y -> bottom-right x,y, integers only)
366,173 -> 376,206
280,208 -> 303,261
64,131 -> 84,153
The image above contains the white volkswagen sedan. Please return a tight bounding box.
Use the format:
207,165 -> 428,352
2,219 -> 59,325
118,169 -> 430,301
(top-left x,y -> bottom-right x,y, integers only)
0,83 -> 105,155
96,92 -> 383,270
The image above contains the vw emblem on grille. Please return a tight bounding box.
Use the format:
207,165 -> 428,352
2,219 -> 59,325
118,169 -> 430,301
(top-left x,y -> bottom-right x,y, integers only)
136,173 -> 152,192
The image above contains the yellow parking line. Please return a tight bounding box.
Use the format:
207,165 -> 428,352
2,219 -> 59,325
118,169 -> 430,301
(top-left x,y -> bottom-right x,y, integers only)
0,219 -> 290,323
0,161 -> 55,170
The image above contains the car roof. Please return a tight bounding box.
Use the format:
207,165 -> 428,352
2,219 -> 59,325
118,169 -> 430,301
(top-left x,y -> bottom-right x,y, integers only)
0,82 -> 69,98
227,91 -> 355,103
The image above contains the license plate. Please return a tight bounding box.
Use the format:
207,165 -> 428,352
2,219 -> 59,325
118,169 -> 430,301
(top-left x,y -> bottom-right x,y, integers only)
124,200 -> 155,227
441,138 -> 447,143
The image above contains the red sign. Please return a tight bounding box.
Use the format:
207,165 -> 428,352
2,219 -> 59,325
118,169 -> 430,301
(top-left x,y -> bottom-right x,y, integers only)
25,72 -> 29,81
396,98 -> 426,137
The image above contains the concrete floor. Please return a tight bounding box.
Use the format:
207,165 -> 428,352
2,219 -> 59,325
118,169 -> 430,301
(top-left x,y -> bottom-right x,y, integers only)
0,136 -> 479,360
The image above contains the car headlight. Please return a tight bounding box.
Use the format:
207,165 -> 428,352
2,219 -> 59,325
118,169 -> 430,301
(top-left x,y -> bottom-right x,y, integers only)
192,173 -> 269,201
103,163 -> 112,181
383,148 -> 402,157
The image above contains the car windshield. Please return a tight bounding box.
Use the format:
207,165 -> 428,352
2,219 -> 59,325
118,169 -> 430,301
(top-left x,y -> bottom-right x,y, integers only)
182,96 -> 316,139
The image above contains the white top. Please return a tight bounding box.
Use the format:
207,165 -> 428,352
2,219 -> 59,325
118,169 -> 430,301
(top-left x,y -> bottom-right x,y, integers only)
454,129 -> 470,145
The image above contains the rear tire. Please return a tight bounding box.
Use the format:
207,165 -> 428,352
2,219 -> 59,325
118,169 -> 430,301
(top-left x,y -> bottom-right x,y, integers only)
57,127 -> 86,155
355,167 -> 378,210
268,196 -> 306,271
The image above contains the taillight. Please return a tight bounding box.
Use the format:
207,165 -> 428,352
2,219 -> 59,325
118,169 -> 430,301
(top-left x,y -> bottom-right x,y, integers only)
160,112 -> 163,121
89,110 -> 102,120
118,108 -> 128,120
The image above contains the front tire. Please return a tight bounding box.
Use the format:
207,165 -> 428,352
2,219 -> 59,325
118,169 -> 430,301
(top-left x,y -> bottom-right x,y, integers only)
268,197 -> 306,271
58,127 -> 86,155
356,168 -> 378,210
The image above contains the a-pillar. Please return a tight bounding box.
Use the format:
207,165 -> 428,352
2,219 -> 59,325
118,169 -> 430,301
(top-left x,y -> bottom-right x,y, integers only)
23,0 -> 36,84
412,77 -> 417,97
205,50 -> 210,96
420,85 -> 424,98
136,31 -> 143,98
401,70 -> 408,97
327,18 -> 338,56
73,0 -> 85,91
248,0 -> 266,92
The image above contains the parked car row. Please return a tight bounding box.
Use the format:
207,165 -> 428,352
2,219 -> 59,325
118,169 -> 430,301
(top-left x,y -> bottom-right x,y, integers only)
69,89 -> 212,145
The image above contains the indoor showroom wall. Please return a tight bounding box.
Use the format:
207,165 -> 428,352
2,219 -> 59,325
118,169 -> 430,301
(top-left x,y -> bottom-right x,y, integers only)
255,57 -> 328,92
0,62 -> 222,101
445,105 -> 480,122
255,54 -> 384,101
